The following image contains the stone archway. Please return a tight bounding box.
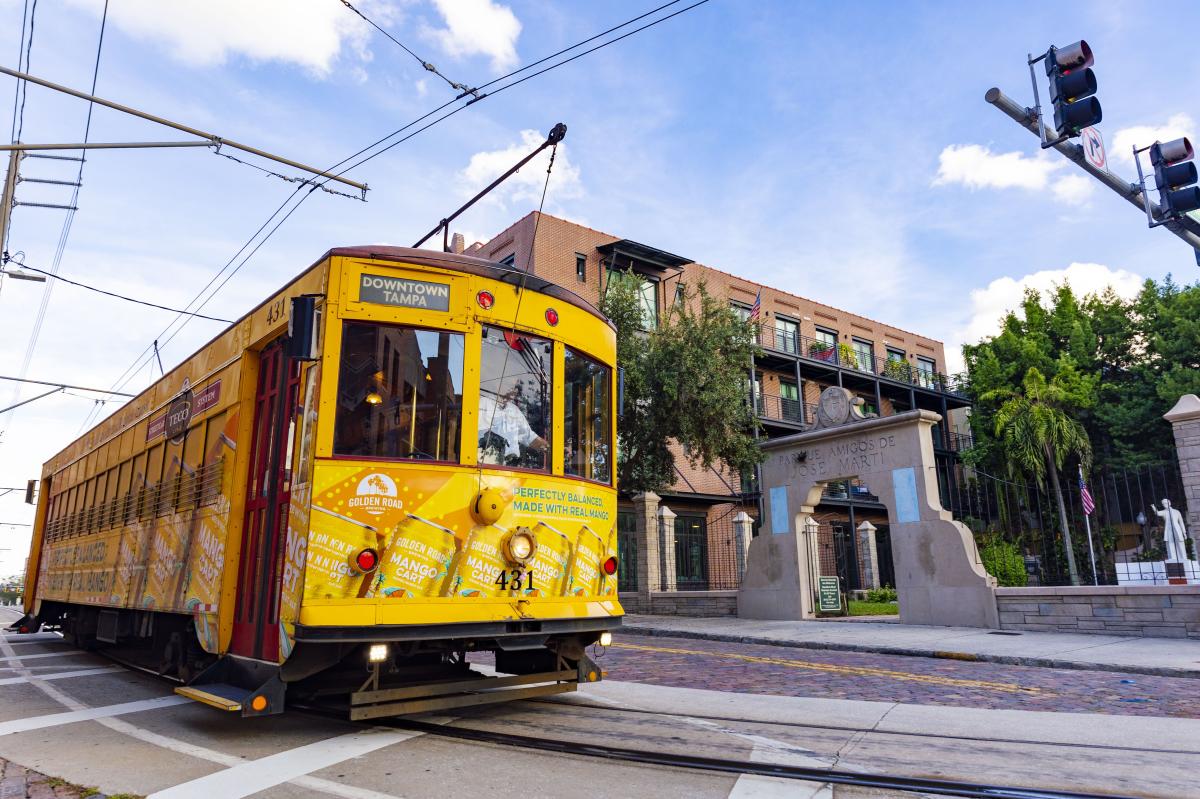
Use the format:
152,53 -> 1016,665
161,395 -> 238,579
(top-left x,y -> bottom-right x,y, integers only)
738,398 -> 998,628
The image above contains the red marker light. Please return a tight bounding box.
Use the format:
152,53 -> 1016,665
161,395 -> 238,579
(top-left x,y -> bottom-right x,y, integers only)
355,548 -> 379,573
477,290 -> 495,309
545,307 -> 559,327
602,556 -> 618,576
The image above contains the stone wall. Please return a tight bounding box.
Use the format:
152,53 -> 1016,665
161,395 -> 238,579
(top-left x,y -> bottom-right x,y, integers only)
619,591 -> 738,617
996,586 -> 1200,639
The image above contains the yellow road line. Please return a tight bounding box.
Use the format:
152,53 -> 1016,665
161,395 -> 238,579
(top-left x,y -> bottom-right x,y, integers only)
613,642 -> 1044,695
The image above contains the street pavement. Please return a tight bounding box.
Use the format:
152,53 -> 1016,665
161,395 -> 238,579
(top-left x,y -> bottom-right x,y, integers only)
3,605 -> 1199,798
622,614 -> 1200,677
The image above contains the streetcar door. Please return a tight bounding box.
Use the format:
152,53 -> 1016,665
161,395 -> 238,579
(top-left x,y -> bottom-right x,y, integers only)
231,340 -> 301,661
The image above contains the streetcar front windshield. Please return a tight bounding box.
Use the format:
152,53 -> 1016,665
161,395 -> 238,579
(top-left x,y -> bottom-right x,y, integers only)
564,348 -> 611,483
477,326 -> 552,470
333,321 -> 464,461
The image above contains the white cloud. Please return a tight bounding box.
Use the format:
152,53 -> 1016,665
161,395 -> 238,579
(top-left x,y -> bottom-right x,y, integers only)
65,0 -> 383,74
1111,114 -> 1196,166
933,143 -> 1094,203
458,129 -> 583,209
948,262 -> 1144,373
425,0 -> 521,73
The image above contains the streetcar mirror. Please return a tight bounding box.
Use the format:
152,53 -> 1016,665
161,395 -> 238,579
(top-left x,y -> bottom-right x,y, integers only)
286,295 -> 320,361
617,367 -> 625,420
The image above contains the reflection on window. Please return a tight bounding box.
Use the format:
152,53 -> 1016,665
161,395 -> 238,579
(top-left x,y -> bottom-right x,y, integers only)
564,348 -> 612,483
478,326 -> 552,470
334,323 -> 464,461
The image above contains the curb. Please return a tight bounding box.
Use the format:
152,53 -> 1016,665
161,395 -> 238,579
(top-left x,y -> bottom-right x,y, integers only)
618,625 -> 1200,680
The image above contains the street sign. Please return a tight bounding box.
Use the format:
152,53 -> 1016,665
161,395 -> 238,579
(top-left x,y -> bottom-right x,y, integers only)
817,576 -> 842,613
1082,126 -> 1106,170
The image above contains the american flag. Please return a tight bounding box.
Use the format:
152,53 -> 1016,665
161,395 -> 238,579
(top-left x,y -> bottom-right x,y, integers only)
748,289 -> 762,323
1078,467 -> 1095,516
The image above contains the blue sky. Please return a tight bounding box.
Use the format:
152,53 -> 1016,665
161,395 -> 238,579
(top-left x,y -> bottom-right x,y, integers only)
1,0 -> 1197,573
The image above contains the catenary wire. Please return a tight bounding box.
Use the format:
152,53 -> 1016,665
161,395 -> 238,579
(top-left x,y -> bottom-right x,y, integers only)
97,0 -> 714,404
0,1 -> 108,435
8,0 -> 31,145
336,0 -> 477,98
3,260 -> 232,322
13,0 -> 37,144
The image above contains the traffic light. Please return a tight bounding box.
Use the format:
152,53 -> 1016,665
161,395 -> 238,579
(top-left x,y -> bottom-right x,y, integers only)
1044,40 -> 1101,139
1150,138 -> 1200,218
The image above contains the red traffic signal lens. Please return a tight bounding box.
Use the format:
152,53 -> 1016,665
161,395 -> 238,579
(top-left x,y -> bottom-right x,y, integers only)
355,548 -> 379,573
602,556 -> 618,576
477,290 -> 495,309
545,307 -> 559,326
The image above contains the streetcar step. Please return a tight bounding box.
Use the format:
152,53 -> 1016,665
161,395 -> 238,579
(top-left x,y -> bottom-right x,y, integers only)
175,683 -> 247,712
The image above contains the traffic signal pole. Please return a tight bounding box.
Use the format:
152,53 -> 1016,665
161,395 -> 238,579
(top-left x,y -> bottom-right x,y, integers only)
985,87 -> 1200,254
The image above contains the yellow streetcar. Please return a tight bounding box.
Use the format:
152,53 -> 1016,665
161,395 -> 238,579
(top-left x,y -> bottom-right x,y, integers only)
17,246 -> 622,717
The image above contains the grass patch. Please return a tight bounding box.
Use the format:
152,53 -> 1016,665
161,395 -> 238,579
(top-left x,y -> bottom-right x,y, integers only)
848,600 -> 899,616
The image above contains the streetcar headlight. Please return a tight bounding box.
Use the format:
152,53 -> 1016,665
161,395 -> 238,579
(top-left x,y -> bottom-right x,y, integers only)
368,644 -> 389,663
598,631 -> 613,647
503,528 -> 537,564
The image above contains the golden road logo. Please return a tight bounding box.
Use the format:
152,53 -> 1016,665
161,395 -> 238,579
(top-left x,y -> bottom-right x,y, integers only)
350,473 -> 403,516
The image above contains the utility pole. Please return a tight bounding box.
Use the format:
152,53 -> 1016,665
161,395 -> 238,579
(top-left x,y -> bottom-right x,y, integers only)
0,150 -> 18,256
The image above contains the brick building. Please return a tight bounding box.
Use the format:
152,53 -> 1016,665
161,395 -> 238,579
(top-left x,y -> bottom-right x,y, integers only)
460,212 -> 973,599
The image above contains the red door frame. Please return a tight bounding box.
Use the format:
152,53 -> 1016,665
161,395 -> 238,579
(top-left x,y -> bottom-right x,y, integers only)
231,340 -> 301,660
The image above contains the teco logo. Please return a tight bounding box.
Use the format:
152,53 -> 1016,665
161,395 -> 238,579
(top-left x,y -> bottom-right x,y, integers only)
349,473 -> 403,516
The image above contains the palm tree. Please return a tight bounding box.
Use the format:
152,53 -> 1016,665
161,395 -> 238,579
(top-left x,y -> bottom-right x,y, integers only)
985,368 -> 1092,586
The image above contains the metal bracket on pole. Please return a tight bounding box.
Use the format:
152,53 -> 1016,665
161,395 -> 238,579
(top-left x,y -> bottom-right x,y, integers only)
986,87 -> 1200,255
0,67 -> 368,194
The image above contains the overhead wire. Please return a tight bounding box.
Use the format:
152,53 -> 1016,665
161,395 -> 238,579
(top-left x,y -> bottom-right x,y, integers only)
95,0 -> 713,406
9,0 -> 30,144
1,1 -> 109,437
336,0 -> 478,98
2,259 -> 232,322
13,0 -> 37,144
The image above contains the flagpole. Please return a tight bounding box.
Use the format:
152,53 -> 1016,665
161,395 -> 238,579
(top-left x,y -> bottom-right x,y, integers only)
1080,467 -> 1098,586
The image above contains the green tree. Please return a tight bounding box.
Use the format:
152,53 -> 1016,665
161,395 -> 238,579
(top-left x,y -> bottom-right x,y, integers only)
984,367 -> 1093,585
601,272 -> 762,494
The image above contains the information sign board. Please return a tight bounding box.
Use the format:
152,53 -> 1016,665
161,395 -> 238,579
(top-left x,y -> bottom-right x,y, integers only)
817,576 -> 842,613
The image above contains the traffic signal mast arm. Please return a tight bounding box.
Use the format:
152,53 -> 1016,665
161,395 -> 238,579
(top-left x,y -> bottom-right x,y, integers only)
985,87 -> 1200,254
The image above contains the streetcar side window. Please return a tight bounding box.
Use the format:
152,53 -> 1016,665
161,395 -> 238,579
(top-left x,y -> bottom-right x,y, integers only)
564,348 -> 612,484
333,321 -> 465,462
477,326 -> 552,471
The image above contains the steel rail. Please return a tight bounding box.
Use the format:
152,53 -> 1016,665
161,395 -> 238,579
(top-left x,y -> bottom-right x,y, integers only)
375,717 -> 1128,799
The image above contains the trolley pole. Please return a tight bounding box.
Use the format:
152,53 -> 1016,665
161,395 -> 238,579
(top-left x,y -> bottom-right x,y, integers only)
0,150 -> 19,256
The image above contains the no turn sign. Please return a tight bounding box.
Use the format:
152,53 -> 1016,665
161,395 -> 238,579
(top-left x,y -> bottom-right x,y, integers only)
1082,127 -> 1106,170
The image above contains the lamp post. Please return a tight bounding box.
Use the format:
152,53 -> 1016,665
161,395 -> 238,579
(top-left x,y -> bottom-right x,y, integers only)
1136,511 -> 1149,552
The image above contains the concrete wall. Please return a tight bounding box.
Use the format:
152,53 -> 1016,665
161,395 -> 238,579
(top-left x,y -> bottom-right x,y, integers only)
619,591 -> 739,617
997,586 -> 1200,639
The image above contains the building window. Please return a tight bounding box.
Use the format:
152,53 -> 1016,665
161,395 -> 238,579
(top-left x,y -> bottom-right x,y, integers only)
333,322 -> 465,461
917,356 -> 937,389
779,380 -> 801,421
609,268 -> 659,329
478,326 -> 552,470
564,347 -> 612,483
499,253 -> 516,267
675,282 -> 686,306
774,316 -> 799,354
811,327 -> 838,361
575,253 -> 586,282
851,338 -> 875,372
884,348 -> 910,381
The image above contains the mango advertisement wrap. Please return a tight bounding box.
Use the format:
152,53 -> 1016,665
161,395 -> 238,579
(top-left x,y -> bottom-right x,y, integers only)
303,464 -> 618,602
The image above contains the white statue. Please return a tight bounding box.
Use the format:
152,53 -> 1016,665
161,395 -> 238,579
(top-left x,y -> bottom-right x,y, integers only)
1152,499 -> 1191,563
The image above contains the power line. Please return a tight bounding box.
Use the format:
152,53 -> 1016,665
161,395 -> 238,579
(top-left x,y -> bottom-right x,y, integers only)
0,375 -> 134,397
13,0 -> 37,144
3,259 -> 232,322
336,0 -> 478,98
9,0 -> 30,144
97,0 -> 713,402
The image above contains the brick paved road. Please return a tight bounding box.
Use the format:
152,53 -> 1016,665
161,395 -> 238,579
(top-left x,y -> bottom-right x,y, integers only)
0,759 -> 97,799
592,634 -> 1200,718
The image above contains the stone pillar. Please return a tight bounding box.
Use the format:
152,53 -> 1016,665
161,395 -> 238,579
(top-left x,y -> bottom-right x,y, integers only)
630,492 -> 660,599
658,505 -> 677,592
732,511 -> 753,579
856,520 -> 880,590
1164,395 -> 1200,558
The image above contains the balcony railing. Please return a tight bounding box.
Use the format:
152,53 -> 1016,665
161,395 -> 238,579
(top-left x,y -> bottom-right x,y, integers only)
756,393 -> 804,424
754,323 -> 968,398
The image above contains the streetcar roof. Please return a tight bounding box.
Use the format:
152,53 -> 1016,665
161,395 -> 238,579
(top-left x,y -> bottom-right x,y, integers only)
325,246 -> 613,329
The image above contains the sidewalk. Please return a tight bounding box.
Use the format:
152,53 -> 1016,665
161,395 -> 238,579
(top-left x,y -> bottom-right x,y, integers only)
620,614 -> 1200,678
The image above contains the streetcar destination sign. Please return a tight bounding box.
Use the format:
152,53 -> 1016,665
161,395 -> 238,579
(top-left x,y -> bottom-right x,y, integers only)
359,273 -> 450,311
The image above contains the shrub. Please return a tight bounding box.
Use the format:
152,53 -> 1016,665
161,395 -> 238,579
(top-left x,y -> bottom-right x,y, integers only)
865,586 -> 897,603
977,537 -> 1028,587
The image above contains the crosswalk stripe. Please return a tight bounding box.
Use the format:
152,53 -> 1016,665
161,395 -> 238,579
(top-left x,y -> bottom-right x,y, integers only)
0,666 -> 122,686
0,695 -> 191,736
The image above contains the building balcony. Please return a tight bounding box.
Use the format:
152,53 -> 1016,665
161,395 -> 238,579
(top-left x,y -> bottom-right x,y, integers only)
753,323 -> 969,400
